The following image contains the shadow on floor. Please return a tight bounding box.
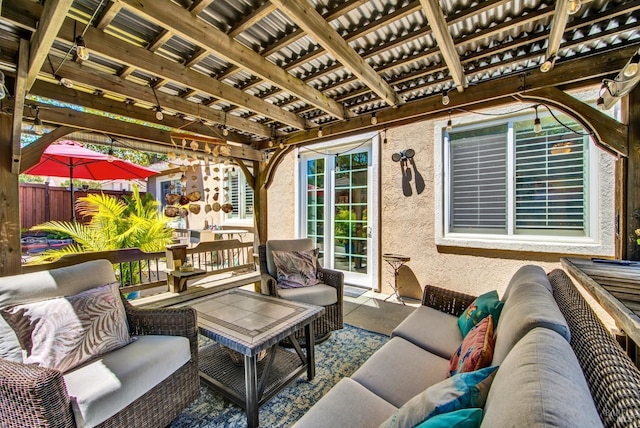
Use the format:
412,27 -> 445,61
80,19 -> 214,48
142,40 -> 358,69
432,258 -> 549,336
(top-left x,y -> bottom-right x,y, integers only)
343,291 -> 418,336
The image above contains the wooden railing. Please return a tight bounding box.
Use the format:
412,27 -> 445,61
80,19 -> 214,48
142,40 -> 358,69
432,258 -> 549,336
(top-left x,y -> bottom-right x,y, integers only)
21,239 -> 256,296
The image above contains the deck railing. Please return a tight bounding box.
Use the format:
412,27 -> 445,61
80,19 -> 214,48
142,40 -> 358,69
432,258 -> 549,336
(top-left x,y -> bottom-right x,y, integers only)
21,239 -> 256,296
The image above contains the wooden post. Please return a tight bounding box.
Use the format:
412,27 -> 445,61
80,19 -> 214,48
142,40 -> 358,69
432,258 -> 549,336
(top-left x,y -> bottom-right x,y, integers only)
0,113 -> 23,276
166,244 -> 187,271
626,86 -> 640,260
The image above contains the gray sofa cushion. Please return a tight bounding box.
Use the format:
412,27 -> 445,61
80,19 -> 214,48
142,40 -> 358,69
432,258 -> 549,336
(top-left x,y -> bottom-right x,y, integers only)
64,335 -> 191,428
293,378 -> 397,428
0,260 -> 116,362
391,306 -> 463,359
277,284 -> 338,306
492,280 -> 570,365
502,265 -> 551,300
351,337 -> 450,407
481,328 -> 602,428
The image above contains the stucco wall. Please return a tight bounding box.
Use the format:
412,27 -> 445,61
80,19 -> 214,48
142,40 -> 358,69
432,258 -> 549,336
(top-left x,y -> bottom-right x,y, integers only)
266,115 -> 616,299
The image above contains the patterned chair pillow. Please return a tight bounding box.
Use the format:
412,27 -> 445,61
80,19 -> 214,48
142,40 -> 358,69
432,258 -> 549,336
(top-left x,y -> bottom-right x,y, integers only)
457,290 -> 503,336
272,248 -> 321,289
0,281 -> 132,373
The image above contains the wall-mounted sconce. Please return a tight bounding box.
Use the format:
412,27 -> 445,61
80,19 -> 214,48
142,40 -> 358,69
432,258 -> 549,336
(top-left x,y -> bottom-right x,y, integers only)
391,148 -> 415,162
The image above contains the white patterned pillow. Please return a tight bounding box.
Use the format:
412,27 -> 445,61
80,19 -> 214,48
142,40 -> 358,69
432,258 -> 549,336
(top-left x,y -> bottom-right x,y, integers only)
272,248 -> 321,289
0,282 -> 131,373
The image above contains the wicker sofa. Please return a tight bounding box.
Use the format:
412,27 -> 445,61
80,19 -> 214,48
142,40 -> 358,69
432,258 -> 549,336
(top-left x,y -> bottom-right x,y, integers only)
0,259 -> 200,428
295,266 -> 640,427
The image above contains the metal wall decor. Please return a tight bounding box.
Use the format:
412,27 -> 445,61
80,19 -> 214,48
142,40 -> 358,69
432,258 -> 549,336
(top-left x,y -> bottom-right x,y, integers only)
392,149 -> 425,197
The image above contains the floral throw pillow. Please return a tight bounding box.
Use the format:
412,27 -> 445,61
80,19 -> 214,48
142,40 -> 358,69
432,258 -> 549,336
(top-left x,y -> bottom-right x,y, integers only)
0,282 -> 132,373
272,249 -> 321,289
449,316 -> 495,377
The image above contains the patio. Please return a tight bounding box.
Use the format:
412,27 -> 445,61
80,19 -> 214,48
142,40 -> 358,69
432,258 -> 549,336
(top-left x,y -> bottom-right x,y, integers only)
1,0 -> 640,426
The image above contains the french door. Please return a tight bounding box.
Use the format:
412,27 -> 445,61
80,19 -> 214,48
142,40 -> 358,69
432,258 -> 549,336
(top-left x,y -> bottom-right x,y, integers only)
300,135 -> 378,287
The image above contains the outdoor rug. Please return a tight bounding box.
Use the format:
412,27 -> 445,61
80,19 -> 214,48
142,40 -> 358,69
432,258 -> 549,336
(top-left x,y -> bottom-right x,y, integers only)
170,324 -> 389,428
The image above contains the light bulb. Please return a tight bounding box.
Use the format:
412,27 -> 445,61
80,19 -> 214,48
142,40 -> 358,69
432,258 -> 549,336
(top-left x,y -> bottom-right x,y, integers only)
371,113 -> 377,125
75,36 -> 89,61
34,111 -> 44,135
442,93 -> 450,105
180,174 -> 187,185
222,127 -> 229,136
155,107 -> 164,120
0,71 -> 5,100
279,142 -> 284,149
446,119 -> 453,132
567,0 -> 581,15
540,59 -> 553,73
107,149 -> 114,162
623,61 -> 639,78
268,140 -> 274,147
317,127 -> 323,137
533,118 -> 542,133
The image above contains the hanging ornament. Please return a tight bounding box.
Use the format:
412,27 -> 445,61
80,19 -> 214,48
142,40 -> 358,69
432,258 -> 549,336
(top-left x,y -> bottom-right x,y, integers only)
190,140 -> 199,151
204,144 -> 212,154
212,146 -> 220,157
181,139 -> 187,148
219,146 -> 231,157
180,174 -> 187,185
179,165 -> 188,172
167,151 -> 176,161
180,152 -> 187,161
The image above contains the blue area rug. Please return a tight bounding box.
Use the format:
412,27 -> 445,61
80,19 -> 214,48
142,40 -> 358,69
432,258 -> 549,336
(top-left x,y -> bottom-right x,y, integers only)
170,324 -> 389,427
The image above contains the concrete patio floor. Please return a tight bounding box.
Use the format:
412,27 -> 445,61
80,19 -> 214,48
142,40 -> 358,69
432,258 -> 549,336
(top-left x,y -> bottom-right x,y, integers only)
342,289 -> 419,336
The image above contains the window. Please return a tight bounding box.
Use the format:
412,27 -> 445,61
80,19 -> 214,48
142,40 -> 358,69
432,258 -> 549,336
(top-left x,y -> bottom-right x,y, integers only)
223,169 -> 253,223
445,112 -> 590,240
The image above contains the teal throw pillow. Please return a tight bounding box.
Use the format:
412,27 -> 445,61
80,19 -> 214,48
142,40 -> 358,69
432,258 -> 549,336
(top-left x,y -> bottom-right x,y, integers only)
457,290 -> 504,336
415,408 -> 483,428
379,366 -> 498,428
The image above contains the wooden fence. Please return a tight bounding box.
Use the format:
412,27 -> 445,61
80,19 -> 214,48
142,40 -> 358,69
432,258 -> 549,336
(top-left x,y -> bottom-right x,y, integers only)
20,183 -> 137,230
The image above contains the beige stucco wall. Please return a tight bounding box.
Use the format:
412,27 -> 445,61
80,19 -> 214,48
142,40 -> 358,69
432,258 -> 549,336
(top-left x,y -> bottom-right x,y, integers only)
266,114 -> 617,299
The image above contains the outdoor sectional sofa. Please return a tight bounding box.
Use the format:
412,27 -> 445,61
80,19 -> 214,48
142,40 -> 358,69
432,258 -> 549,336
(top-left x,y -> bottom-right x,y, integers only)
295,266 -> 640,427
0,259 -> 199,428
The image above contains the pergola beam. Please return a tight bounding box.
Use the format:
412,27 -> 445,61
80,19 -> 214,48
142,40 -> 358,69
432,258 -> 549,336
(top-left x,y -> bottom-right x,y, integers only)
20,126 -> 74,172
11,39 -> 29,174
228,3 -> 277,38
271,0 -> 402,107
544,0 -> 571,72
54,60 -> 271,139
273,45 -> 637,148
118,0 -> 348,121
419,0 -> 466,92
25,0 -> 74,90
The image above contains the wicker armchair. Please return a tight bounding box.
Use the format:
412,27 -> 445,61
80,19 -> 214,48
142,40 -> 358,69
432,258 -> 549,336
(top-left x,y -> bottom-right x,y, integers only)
0,260 -> 199,428
259,239 -> 344,342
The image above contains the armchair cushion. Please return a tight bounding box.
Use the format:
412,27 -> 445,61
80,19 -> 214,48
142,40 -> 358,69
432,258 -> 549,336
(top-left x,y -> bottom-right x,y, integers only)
278,283 -> 338,306
0,259 -> 117,362
1,282 -> 131,373
265,238 -> 315,277
64,335 -> 191,428
272,248 -> 321,288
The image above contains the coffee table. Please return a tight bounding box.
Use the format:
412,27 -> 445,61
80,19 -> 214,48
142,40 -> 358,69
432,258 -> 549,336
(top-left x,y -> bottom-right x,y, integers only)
184,289 -> 325,428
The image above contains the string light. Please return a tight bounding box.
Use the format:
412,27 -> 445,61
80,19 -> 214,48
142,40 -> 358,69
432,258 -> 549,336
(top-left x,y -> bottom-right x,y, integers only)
371,112 -> 378,125
567,0 -> 581,15
151,85 -> 164,121
622,51 -> 640,78
540,55 -> 555,73
446,110 -> 453,132
533,105 -> 543,133
441,91 -> 450,106
34,108 -> 44,135
56,75 -> 74,88
75,36 -> 89,61
317,127 -> 323,137
222,127 -> 229,136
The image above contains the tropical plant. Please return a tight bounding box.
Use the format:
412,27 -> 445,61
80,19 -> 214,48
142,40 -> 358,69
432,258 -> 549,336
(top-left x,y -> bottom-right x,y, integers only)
26,186 -> 173,287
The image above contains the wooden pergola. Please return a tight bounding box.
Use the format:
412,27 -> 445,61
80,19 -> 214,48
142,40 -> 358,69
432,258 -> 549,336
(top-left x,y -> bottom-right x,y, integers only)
0,0 -> 638,276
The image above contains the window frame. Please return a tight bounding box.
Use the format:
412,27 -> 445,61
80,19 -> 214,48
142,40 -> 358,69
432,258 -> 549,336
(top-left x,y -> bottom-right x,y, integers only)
435,109 -> 613,256
221,167 -> 254,226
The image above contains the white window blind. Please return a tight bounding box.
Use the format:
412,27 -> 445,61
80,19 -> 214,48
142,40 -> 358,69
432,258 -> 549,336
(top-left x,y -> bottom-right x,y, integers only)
514,122 -> 586,235
449,125 -> 508,233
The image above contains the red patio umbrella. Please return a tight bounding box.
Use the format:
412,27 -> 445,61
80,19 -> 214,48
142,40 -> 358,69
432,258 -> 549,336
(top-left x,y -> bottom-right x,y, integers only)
23,140 -> 158,220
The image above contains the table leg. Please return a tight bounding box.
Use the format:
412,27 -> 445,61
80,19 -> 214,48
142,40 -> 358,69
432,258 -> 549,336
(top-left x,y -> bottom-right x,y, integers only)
244,354 -> 259,428
305,323 -> 316,380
